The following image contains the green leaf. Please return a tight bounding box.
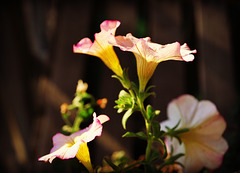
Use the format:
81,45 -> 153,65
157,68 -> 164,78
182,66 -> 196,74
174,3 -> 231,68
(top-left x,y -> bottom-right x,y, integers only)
122,131 -> 148,140
122,108 -> 134,129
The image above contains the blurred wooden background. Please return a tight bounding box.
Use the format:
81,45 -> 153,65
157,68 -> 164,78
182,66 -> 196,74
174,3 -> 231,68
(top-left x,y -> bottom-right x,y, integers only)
0,0 -> 239,172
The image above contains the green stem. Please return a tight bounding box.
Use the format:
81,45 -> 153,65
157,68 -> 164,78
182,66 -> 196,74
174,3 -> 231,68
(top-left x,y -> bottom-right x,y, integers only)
145,119 -> 152,162
137,95 -> 152,162
72,116 -> 83,133
61,113 -> 72,126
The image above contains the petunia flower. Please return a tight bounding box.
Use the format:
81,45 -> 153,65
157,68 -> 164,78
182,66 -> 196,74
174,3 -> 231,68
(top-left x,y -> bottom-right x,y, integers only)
160,94 -> 228,173
38,113 -> 110,173
108,33 -> 196,91
73,20 -> 123,78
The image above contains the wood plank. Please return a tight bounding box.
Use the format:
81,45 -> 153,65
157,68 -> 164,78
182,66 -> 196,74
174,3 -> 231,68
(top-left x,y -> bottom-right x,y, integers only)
149,0 -> 186,120
194,0 -> 236,116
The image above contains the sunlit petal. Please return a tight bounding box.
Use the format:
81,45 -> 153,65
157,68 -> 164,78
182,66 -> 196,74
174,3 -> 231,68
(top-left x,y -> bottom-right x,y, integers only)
73,20 -> 123,77
38,112 -> 110,172
76,143 -> 93,173
109,34 -> 196,91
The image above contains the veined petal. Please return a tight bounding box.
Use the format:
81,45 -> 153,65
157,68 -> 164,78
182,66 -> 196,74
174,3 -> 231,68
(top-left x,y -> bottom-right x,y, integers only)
38,133 -> 80,163
161,94 -> 228,172
38,144 -> 72,163
181,132 -> 228,173
192,100 -> 220,128
194,114 -> 227,139
161,94 -> 199,130
73,20 -> 123,77
76,143 -> 93,173
38,113 -> 109,164
109,34 -> 196,91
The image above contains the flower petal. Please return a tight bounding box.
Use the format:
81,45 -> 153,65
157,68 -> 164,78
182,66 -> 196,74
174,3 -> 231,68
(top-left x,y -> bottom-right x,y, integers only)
109,34 -> 196,91
75,143 -> 93,173
192,100 -> 220,128
97,114 -> 110,124
171,94 -> 201,128
182,135 -> 228,173
162,94 -> 228,173
71,113 -> 109,143
162,94 -> 198,129
38,133 -> 81,163
180,43 -> 197,62
73,38 -> 95,55
73,20 -> 123,77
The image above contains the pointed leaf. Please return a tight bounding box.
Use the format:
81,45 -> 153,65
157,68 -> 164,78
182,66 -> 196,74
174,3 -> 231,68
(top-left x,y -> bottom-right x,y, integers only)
122,108 -> 134,129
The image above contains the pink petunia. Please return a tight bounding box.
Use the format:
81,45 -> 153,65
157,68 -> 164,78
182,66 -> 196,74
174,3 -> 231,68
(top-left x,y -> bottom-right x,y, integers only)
73,20 -> 123,77
109,33 -> 196,91
161,95 -> 228,173
38,113 -> 110,172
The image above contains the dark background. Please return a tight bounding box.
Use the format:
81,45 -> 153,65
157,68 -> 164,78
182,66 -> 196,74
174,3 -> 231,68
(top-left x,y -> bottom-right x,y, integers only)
0,0 -> 239,172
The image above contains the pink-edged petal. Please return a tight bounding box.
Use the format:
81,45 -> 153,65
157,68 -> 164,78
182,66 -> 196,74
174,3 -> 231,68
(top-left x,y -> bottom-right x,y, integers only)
100,20 -> 121,33
74,20 -> 123,77
97,114 -> 110,124
182,134 -> 228,173
180,43 -> 197,62
73,20 -> 120,55
162,94 -> 228,172
51,133 -> 74,149
109,34 -> 196,91
108,33 -> 139,51
109,33 -> 196,63
71,113 -> 109,143
73,38 -> 94,54
38,143 -> 75,163
38,133 -> 81,163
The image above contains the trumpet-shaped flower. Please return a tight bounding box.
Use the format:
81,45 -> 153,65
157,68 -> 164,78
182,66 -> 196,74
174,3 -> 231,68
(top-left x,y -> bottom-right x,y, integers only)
160,95 -> 228,173
109,33 -> 196,91
73,20 -> 123,77
38,113 -> 110,173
